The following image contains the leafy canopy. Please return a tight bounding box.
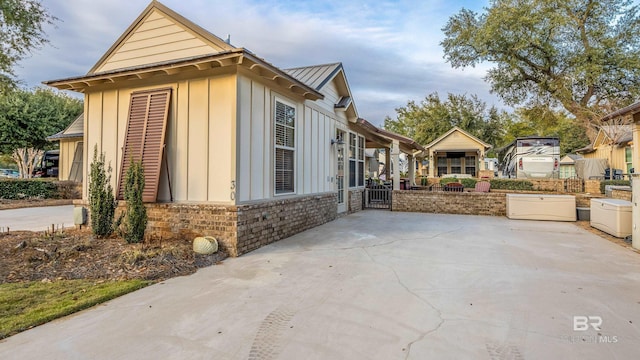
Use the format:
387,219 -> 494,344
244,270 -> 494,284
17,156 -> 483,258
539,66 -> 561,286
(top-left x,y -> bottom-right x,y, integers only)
383,92 -> 510,149
441,0 -> 640,124
0,0 -> 56,92
501,106 -> 590,156
0,87 -> 83,153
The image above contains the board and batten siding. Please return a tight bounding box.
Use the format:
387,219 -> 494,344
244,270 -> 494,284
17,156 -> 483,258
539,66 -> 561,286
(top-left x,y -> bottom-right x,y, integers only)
95,10 -> 223,73
82,74 -> 237,204
583,145 -> 628,171
236,74 -> 339,203
432,132 -> 483,151
58,139 -> 79,181
314,80 -> 347,122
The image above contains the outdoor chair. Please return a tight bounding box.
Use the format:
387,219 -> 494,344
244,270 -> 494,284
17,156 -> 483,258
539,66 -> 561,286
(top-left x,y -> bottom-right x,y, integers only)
444,182 -> 464,192
474,181 -> 491,193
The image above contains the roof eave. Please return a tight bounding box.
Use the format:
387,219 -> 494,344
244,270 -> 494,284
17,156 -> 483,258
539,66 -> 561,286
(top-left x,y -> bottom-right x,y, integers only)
44,50 -> 323,101
355,118 -> 425,153
46,133 -> 83,141
601,101 -> 640,122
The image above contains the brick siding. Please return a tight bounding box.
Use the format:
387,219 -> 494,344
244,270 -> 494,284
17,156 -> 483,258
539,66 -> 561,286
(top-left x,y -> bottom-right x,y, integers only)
235,193 -> 337,255
110,193 -> 338,257
348,189 -> 363,213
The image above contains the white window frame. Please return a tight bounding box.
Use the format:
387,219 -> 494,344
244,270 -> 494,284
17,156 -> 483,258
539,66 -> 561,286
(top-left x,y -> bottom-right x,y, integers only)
274,98 -> 296,195
358,135 -> 365,187
348,132 -> 366,188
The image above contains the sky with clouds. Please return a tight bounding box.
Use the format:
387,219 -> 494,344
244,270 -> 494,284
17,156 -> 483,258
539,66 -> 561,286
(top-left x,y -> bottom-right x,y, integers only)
15,0 -> 503,126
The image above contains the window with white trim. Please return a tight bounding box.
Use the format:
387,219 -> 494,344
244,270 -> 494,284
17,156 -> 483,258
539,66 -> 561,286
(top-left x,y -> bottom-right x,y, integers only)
349,133 -> 357,187
275,100 -> 295,194
358,135 -> 365,186
349,133 -> 365,188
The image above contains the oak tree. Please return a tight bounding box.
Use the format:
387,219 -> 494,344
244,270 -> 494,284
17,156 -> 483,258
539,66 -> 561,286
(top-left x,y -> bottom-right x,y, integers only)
0,0 -> 56,92
441,0 -> 640,126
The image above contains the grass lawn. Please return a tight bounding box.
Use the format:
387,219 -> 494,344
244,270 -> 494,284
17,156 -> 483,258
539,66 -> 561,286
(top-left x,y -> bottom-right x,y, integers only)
0,279 -> 151,339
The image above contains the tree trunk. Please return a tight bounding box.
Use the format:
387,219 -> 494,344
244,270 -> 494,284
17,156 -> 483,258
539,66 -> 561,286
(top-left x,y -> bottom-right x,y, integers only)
609,145 -> 614,180
10,148 -> 43,178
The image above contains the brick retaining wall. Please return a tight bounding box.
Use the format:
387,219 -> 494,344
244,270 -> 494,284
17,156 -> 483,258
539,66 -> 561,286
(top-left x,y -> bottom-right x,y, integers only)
585,180 -> 601,194
528,179 -> 564,192
611,189 -> 632,202
392,190 -> 507,216
392,190 -> 603,216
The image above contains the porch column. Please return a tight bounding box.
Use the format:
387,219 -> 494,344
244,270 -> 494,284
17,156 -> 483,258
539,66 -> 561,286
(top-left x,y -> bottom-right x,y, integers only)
385,147 -> 391,181
632,120 -> 640,249
392,139 -> 400,190
408,153 -> 415,186
428,150 -> 435,178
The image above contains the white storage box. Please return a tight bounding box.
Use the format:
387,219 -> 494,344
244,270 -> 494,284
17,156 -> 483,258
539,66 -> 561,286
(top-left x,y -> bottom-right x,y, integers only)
506,194 -> 576,221
590,198 -> 632,238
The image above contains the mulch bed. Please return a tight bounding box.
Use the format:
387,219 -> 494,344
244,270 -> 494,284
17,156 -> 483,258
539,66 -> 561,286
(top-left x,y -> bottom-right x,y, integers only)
0,228 -> 227,283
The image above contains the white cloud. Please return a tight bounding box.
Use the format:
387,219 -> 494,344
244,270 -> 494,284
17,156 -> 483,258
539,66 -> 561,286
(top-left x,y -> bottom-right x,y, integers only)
15,0 -> 505,126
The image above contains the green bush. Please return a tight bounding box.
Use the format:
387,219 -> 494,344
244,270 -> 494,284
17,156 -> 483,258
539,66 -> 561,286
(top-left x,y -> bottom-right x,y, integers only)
489,179 -> 534,191
439,177 -> 477,188
122,159 -> 147,244
88,146 -> 116,238
439,177 -> 458,185
0,179 -> 58,199
460,178 -> 478,189
600,180 -> 630,194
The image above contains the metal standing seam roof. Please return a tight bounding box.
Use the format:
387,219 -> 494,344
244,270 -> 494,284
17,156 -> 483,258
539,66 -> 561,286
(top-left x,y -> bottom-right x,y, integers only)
46,113 -> 84,140
284,63 -> 342,90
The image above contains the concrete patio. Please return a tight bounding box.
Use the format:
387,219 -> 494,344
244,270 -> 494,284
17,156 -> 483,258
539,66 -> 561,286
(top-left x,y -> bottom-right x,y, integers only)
1,211 -> 639,359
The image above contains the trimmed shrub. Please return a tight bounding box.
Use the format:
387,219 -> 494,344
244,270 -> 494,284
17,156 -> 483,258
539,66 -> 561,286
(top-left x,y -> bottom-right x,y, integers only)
489,179 -> 534,191
460,178 -> 478,189
0,179 -> 58,199
439,177 -> 459,185
55,181 -> 82,199
88,146 -> 116,238
600,180 -> 630,194
122,158 -> 147,244
439,177 -> 478,188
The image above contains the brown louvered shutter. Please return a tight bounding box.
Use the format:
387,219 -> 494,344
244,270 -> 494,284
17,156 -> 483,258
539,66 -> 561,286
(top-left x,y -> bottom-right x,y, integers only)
118,88 -> 171,202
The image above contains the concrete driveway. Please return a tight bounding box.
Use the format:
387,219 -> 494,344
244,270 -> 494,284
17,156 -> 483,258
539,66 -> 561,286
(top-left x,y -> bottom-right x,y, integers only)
0,205 -> 75,232
1,211 -> 639,359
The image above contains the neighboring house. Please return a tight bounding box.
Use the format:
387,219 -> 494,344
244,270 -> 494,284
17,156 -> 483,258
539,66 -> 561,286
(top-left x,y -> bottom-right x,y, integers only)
576,125 -> 633,174
364,149 -> 380,179
596,102 -> 640,250
44,1 -> 397,256
46,113 -> 84,182
422,126 -> 492,178
354,120 -> 424,185
558,154 -> 582,179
